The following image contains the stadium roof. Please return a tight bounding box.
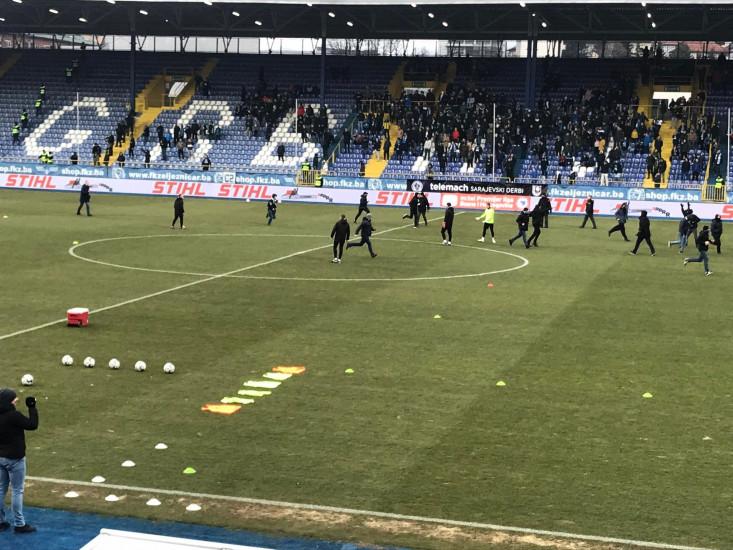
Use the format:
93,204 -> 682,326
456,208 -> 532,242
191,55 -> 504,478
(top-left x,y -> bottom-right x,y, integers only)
2,1 -> 733,41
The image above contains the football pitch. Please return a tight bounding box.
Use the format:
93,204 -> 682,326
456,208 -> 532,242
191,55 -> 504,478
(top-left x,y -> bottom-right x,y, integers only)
1,188 -> 730,550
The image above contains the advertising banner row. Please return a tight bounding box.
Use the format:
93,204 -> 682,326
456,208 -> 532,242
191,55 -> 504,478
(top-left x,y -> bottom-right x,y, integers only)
0,161 -> 709,203
2,171 -> 731,221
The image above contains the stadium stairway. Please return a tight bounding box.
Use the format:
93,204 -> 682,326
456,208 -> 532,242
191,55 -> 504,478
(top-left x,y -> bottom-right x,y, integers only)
388,61 -> 407,99
138,57 -> 219,129
644,121 -> 674,188
364,122 -> 400,177
433,61 -> 457,99
636,80 -> 653,120
107,57 -> 219,161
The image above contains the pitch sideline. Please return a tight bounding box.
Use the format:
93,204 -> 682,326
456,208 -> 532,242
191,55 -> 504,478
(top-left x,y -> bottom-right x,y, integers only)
27,476 -> 713,550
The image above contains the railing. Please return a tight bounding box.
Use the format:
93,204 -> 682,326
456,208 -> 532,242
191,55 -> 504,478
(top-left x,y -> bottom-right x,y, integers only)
296,169 -> 322,186
701,182 -> 726,202
326,114 -> 358,167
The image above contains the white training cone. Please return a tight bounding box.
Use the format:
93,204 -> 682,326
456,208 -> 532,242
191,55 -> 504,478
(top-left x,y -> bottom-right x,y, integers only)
91,476 -> 106,483
104,495 -> 120,502
146,498 -> 161,507
121,460 -> 136,468
185,503 -> 202,512
154,443 -> 168,450
64,491 -> 79,498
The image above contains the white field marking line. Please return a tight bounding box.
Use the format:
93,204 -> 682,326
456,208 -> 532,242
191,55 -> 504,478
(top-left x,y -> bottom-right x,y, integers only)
69,233 -> 529,282
0,215 -> 455,342
67,234 -> 330,277
27,476 -> 713,550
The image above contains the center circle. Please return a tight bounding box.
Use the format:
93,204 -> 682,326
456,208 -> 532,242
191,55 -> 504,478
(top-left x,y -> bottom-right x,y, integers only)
68,234 -> 529,282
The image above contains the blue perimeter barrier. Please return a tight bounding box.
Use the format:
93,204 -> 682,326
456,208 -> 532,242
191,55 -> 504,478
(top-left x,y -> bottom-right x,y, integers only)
2,506 -> 405,550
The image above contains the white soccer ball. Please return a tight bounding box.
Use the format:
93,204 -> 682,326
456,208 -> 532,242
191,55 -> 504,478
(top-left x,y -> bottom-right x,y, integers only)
163,362 -> 175,374
134,360 -> 147,372
246,198 -> 251,203
83,356 -> 96,368
61,354 -> 74,366
21,374 -> 34,386
108,358 -> 120,370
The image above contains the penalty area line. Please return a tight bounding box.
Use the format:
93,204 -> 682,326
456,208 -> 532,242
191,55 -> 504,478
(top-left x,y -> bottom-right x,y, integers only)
27,476 -> 712,550
0,214 -> 456,342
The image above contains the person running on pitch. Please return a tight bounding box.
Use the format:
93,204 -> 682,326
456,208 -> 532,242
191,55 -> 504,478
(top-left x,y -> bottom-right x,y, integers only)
75,180 -> 94,216
683,224 -> 714,276
711,214 -> 723,254
347,213 -> 377,258
508,207 -> 530,248
171,193 -> 185,229
538,192 -> 552,228
608,202 -> 630,241
441,202 -> 454,245
526,205 -> 544,247
629,210 -> 655,256
476,201 -> 496,243
579,194 -> 597,229
417,192 -> 430,226
668,213 -> 690,253
402,192 -> 419,225
330,214 -> 350,263
685,210 -> 700,244
266,194 -> 277,225
354,192 -> 370,223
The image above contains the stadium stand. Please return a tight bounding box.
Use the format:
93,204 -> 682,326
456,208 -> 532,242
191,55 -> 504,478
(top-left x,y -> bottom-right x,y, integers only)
0,49 -> 727,191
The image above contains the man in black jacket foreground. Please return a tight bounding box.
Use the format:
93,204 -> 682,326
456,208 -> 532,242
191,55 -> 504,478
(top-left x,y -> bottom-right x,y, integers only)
579,194 -> 597,229
629,210 -> 656,256
347,214 -> 377,258
684,225 -> 715,276
608,202 -> 630,242
172,194 -> 185,229
508,208 -> 530,248
711,214 -> 723,254
0,388 -> 39,534
526,206 -> 544,248
441,203 -> 454,245
331,214 -> 351,263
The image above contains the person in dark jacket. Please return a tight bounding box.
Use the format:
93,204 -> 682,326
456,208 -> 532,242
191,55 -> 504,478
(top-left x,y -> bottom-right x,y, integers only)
668,215 -> 690,253
526,206 -> 544,247
538,193 -> 552,228
330,214 -> 350,263
0,388 -> 39,533
201,154 -> 211,171
402,193 -> 419,224
266,194 -> 277,225
354,192 -> 370,223
608,202 -> 630,241
276,143 -> 285,162
684,225 -> 714,276
346,213 -> 377,257
629,210 -> 655,255
441,202 -> 454,245
172,194 -> 185,229
76,181 -> 93,216
686,212 -> 700,243
417,192 -> 430,226
711,214 -> 723,254
508,208 -> 530,247
579,194 -> 597,229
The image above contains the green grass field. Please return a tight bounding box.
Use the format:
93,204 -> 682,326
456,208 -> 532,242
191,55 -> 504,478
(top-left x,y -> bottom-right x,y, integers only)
1,188 -> 730,549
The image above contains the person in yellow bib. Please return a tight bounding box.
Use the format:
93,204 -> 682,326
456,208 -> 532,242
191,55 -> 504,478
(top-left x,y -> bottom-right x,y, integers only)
476,202 -> 496,243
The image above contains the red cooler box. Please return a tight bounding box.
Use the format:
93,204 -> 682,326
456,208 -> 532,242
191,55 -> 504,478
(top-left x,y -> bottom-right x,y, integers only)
67,307 -> 89,327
